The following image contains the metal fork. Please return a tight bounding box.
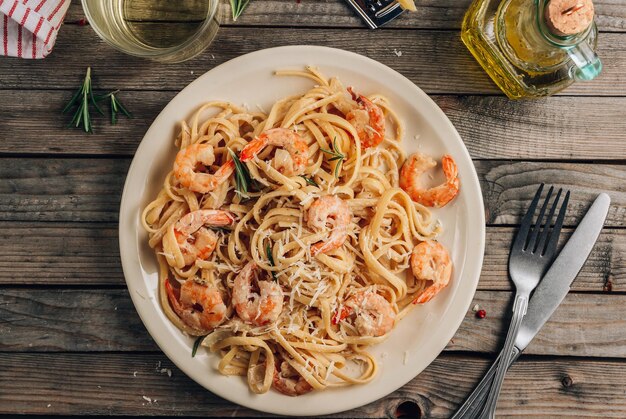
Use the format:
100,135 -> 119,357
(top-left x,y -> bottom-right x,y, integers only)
478,184 -> 570,419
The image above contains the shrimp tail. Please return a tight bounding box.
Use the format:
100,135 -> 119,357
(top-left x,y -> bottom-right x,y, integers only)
240,136 -> 268,162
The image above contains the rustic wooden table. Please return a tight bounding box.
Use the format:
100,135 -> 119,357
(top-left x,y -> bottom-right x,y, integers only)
1,1 -> 625,418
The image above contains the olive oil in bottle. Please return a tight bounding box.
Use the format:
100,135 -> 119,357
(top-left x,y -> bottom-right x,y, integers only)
462,0 -> 602,98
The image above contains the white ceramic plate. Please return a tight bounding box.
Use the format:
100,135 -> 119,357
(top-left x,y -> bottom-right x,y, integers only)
119,46 -> 485,416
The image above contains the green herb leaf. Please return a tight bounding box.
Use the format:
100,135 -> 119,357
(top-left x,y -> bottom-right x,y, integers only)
96,90 -> 132,125
63,67 -> 98,133
320,137 -> 345,178
230,0 -> 251,21
299,175 -> 319,187
192,335 -> 206,357
266,243 -> 278,281
228,147 -> 260,198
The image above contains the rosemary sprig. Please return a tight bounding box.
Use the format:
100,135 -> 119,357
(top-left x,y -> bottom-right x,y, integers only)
228,148 -> 256,197
299,175 -> 319,187
97,90 -> 132,125
230,0 -> 250,21
63,67 -> 103,133
266,243 -> 278,281
192,335 -> 206,357
319,137 -> 345,178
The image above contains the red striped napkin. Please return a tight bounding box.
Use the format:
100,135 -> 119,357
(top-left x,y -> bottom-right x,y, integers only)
0,0 -> 70,59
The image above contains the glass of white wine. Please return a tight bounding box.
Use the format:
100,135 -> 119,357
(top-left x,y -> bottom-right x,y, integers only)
81,0 -> 219,63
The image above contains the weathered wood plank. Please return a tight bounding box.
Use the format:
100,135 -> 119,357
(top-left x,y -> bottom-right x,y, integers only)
0,90 -> 174,156
2,288 -> 625,357
436,95 -> 626,161
1,158 -> 624,226
0,288 -> 151,352
2,90 -> 625,159
1,26 -> 624,96
0,223 -> 122,285
0,352 -> 624,417
0,158 -> 129,223
450,291 -> 626,356
1,223 -> 622,292
478,162 -> 626,227
64,0 -> 626,32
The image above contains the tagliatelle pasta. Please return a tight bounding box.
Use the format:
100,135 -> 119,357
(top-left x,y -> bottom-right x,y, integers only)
141,67 -> 454,396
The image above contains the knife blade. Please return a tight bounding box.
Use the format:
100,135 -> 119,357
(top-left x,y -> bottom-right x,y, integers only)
452,192 -> 611,419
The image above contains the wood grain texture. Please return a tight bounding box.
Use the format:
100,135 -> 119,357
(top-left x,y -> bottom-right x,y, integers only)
1,26 -> 624,96
2,288 -> 625,357
0,158 -> 129,223
64,0 -> 626,32
1,352 -> 625,417
1,158 -> 624,226
478,162 -> 626,227
2,90 -> 625,159
0,223 -> 623,291
1,2 -> 623,417
450,291 -> 626,356
0,223 -> 122,285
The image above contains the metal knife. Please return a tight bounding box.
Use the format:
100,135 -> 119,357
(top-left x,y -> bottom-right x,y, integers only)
452,192 -> 611,419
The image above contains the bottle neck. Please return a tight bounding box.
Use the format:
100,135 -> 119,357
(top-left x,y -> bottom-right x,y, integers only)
535,0 -> 592,47
535,0 -> 602,80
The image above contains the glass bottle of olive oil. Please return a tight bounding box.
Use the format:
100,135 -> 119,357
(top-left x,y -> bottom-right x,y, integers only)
462,0 -> 602,98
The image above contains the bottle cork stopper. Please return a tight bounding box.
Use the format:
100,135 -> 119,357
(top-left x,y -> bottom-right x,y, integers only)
545,0 -> 594,36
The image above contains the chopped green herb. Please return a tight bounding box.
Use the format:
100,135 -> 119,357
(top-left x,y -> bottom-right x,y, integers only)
299,175 -> 319,187
266,243 -> 278,281
63,67 -> 103,133
192,335 -> 205,357
320,137 -> 345,178
230,0 -> 251,21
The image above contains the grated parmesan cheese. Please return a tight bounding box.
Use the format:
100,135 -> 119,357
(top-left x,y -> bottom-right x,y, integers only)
307,281 -> 328,309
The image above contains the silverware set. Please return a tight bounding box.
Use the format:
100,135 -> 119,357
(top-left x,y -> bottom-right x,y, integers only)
452,186 -> 610,418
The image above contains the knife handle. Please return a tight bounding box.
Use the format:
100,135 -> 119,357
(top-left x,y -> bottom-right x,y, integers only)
450,346 -> 521,419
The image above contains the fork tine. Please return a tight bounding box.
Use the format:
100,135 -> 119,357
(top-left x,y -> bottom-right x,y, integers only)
544,190 -> 570,256
513,184 -> 544,251
534,188 -> 562,254
526,186 -> 554,251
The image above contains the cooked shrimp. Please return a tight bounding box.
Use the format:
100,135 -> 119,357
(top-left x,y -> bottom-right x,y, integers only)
399,152 -> 460,208
307,195 -> 351,256
346,87 -> 385,149
272,360 -> 313,397
174,143 -> 235,193
411,241 -> 452,304
174,209 -> 236,266
232,261 -> 283,326
333,289 -> 396,337
165,279 -> 227,333
239,128 -> 309,176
